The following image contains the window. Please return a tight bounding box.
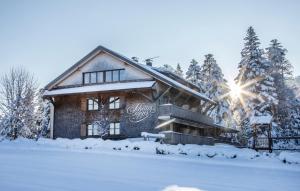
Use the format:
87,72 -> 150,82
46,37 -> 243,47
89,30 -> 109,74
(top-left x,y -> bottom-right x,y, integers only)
97,72 -> 104,83
87,124 -> 100,136
113,70 -> 119,82
109,122 -> 120,135
105,71 -> 112,82
109,97 -> 120,109
83,69 -> 125,85
120,70 -> 125,81
90,73 -> 97,83
84,73 -> 90,84
88,98 -> 99,110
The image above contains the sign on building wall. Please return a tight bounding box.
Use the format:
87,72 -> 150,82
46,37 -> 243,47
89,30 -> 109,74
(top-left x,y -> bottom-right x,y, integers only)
126,103 -> 156,123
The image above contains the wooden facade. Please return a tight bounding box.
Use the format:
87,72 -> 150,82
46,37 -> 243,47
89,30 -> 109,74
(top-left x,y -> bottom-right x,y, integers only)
44,46 -> 237,144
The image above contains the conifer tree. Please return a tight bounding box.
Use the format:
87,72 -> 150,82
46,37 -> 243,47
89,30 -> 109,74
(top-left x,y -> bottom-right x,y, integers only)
35,89 -> 51,138
175,63 -> 183,77
186,59 -> 200,84
266,39 -> 300,137
199,54 -> 232,126
234,27 -> 278,144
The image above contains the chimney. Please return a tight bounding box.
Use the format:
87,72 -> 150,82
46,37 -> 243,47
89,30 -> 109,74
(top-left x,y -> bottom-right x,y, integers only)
131,57 -> 139,63
145,59 -> 153,67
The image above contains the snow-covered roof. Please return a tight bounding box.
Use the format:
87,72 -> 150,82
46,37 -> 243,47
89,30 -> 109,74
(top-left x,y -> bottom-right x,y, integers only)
44,45 -> 215,104
43,81 -> 156,96
135,63 -> 214,103
250,115 -> 272,125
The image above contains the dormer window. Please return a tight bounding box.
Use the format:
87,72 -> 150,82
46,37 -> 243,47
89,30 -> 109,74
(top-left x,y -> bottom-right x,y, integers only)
83,69 -> 125,85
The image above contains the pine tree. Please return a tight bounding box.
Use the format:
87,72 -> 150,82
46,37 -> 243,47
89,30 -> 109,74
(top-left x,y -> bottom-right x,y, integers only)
266,39 -> 300,138
186,59 -> 200,84
199,54 -> 232,126
35,89 -> 51,138
175,63 -> 183,77
234,27 -> 278,145
159,64 -> 175,73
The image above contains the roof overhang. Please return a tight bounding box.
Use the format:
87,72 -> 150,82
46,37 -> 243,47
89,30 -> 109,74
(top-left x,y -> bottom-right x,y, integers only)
43,81 -> 156,97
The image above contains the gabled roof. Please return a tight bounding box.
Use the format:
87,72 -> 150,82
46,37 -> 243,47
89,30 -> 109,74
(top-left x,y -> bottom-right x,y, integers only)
45,45 -> 215,104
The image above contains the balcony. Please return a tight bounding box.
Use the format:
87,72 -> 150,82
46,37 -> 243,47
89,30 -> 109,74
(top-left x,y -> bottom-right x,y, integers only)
158,104 -> 214,127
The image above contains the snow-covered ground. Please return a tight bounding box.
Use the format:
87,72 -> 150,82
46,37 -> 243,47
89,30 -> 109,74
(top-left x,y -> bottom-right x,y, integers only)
0,138 -> 299,191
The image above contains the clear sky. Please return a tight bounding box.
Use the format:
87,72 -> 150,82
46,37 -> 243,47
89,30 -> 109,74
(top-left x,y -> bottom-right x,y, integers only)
0,0 -> 299,87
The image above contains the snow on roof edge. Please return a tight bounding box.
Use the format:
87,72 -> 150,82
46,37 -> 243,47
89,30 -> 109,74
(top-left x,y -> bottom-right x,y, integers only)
43,81 -> 155,96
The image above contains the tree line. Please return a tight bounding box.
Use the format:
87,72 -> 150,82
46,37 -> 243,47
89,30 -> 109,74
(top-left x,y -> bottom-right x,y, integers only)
157,26 -> 300,146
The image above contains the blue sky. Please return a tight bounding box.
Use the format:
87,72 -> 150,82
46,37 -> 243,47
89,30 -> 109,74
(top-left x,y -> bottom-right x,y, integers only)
0,0 -> 299,87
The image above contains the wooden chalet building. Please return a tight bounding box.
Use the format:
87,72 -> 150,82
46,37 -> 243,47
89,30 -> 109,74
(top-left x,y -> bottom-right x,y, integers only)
43,46 -> 237,145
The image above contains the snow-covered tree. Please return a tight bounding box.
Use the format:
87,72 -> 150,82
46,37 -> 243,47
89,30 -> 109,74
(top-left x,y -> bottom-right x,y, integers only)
0,67 -> 38,139
175,63 -> 183,77
159,64 -> 175,73
266,39 -> 293,79
266,39 -> 300,138
186,59 -> 201,84
234,27 -> 278,144
198,54 -> 232,126
35,89 -> 51,138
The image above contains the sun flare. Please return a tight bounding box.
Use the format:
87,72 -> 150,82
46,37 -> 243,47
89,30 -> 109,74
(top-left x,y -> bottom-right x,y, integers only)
229,82 -> 242,99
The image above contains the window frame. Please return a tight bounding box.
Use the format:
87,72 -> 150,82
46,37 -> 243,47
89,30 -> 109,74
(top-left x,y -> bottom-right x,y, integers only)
90,72 -> 97,84
97,71 -> 104,83
83,69 -> 125,85
109,122 -> 120,135
87,98 -> 99,111
87,123 -> 100,136
109,96 -> 120,109
105,70 -> 113,82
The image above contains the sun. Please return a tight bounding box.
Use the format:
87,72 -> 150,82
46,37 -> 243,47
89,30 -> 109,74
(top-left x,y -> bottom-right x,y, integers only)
229,82 -> 242,99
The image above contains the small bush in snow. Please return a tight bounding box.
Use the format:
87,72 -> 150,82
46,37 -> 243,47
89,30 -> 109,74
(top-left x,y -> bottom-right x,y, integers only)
206,153 -> 217,158
179,151 -> 187,155
230,154 -> 237,159
156,147 -> 166,155
133,146 -> 140,150
156,147 -> 172,155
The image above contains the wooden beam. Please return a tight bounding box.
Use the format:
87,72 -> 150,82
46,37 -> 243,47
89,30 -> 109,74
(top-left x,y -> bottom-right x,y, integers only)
203,103 -> 215,114
207,104 -> 217,116
173,90 -> 184,102
132,91 -> 153,102
199,101 -> 209,113
154,87 -> 171,102
183,95 -> 192,104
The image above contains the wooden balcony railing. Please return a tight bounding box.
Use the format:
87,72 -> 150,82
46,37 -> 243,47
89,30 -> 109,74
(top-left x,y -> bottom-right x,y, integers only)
158,104 -> 214,126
